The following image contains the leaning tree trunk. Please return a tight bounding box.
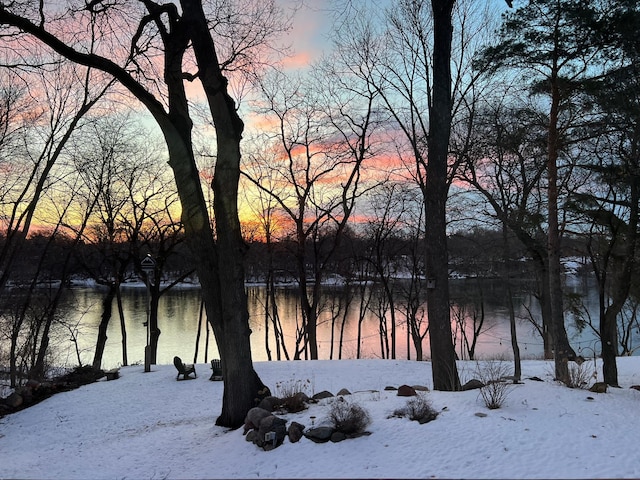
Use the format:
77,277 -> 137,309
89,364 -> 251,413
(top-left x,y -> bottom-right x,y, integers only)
92,283 -> 116,370
426,0 -> 460,391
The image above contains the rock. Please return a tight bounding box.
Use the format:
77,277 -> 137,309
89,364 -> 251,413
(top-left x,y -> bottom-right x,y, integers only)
397,385 -> 417,397
384,386 -> 397,391
293,391 -> 310,404
312,390 -> 334,401
475,412 -> 488,418
258,396 -> 282,412
462,379 -> 485,391
336,388 -> 351,396
304,426 -> 335,443
589,382 -> 608,393
243,407 -> 272,434
630,385 -> 640,391
254,385 -> 272,405
330,431 -> 347,443
413,385 -> 430,392
258,415 -> 287,450
245,430 -> 259,443
288,422 -> 305,443
528,376 -> 544,382
25,379 -> 41,391
418,412 -> 438,424
5,392 -> 23,409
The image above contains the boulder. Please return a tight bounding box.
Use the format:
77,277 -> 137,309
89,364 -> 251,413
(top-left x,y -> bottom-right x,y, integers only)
288,421 -> 305,443
258,415 -> 288,451
245,430 -> 259,443
589,382 -> 608,393
5,392 -> 23,409
243,407 -> 272,434
384,386 -> 397,391
418,411 -> 438,424
304,426 -> 335,443
312,390 -> 334,401
336,388 -> 351,396
462,379 -> 485,391
413,385 -> 430,392
330,431 -> 347,443
397,385 -> 417,397
257,396 -> 282,412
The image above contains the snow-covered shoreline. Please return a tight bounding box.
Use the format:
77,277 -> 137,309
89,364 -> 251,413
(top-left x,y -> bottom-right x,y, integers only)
1,357 -> 639,479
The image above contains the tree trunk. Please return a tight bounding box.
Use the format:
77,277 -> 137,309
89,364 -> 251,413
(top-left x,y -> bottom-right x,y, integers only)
503,224 -> 521,381
547,69 -> 576,385
149,283 -> 161,365
92,283 -> 116,370
427,0 -> 460,391
181,0 -> 268,427
116,281 -> 128,366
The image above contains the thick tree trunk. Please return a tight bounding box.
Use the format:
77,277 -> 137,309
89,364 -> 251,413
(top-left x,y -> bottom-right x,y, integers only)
181,0 -> 268,427
427,0 -> 460,391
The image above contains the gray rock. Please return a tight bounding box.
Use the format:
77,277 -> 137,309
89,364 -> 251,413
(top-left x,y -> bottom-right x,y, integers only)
312,390 -> 334,401
288,422 -> 305,443
243,407 -> 272,434
384,386 -> 397,391
418,412 -> 438,424
257,396 -> 282,412
336,388 -> 351,396
331,431 -> 347,443
462,379 -> 485,391
475,412 -> 488,418
413,385 -> 430,392
304,426 -> 335,443
258,415 -> 287,450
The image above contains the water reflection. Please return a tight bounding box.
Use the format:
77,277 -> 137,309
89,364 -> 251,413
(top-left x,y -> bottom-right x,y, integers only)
33,278 -> 612,370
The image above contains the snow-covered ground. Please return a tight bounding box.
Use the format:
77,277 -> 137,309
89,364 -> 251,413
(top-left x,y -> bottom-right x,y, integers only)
1,357 -> 639,479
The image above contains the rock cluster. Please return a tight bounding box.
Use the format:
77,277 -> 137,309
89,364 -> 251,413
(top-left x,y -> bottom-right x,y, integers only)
0,366 -> 106,417
244,407 -> 297,451
304,426 -> 372,443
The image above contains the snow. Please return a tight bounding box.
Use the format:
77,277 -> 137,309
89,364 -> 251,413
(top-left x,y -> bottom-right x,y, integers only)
1,358 -> 640,479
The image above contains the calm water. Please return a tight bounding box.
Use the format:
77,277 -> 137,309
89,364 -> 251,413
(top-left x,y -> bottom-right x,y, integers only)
39,278 -> 611,370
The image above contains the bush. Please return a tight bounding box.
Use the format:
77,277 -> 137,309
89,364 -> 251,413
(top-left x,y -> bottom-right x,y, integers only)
567,361 -> 596,389
393,393 -> 439,423
275,378 -> 312,413
328,398 -> 371,434
476,360 -> 514,409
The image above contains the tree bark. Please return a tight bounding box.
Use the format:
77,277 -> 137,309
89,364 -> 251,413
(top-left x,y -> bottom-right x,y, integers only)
92,283 -> 116,370
547,66 -> 576,385
181,0 -> 268,426
427,0 -> 460,391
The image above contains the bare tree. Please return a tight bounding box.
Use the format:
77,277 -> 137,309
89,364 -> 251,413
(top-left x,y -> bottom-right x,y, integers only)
0,0 -> 290,427
246,60 -> 379,359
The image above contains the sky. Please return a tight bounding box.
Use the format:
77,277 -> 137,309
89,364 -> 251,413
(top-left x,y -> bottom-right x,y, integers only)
1,356 -> 639,478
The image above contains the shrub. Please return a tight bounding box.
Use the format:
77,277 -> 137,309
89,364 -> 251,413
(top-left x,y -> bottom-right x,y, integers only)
567,361 -> 596,389
393,393 -> 439,423
476,360 -> 514,409
328,398 -> 371,434
275,378 -> 312,413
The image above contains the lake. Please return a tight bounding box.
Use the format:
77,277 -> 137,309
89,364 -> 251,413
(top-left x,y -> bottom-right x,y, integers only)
40,277 -> 612,370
